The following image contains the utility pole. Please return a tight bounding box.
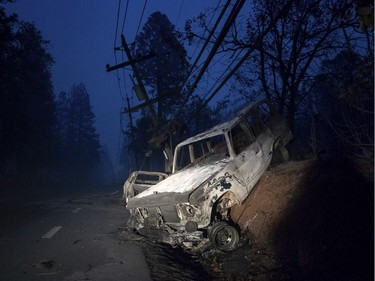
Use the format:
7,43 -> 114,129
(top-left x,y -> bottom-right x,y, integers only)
105,35 -> 158,124
122,34 -> 159,125
106,34 -> 174,172
105,52 -> 155,72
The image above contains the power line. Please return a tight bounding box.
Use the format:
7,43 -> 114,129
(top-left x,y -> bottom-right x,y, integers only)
175,0 -> 184,27
121,0 -> 130,35
113,0 -> 125,101
135,0 -> 148,40
114,0 -> 122,49
204,49 -> 244,100
177,0 -> 246,117
185,0 -> 231,86
190,0 -> 223,61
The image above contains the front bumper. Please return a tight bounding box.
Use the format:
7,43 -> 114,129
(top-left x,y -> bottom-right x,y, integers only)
127,205 -> 206,246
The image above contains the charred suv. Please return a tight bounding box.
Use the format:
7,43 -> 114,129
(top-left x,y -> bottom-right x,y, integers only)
126,99 -> 292,251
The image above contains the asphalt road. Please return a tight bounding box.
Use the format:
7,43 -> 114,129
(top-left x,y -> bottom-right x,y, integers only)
0,185 -> 152,281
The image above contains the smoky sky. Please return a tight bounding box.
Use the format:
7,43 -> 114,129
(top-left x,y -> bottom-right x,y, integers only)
4,0 -> 219,164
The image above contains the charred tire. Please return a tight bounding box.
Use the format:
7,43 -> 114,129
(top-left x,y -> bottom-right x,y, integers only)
208,221 -> 239,252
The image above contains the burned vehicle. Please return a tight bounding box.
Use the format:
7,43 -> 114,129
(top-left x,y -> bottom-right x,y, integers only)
123,171 -> 168,204
126,99 -> 292,251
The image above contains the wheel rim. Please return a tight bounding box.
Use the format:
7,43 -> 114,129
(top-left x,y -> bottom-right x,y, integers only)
215,228 -> 233,246
209,222 -> 239,251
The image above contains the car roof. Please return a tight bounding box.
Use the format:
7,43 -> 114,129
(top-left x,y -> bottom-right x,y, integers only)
176,98 -> 267,147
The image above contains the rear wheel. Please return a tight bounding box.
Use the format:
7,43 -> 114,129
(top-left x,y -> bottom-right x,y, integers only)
272,141 -> 289,164
208,221 -> 239,251
278,142 -> 289,161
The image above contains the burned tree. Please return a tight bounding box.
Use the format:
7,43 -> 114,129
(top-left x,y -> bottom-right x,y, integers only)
234,0 -> 355,133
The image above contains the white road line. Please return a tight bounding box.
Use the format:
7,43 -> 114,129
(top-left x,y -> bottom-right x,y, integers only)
42,226 -> 62,239
72,207 -> 82,213
110,190 -> 120,195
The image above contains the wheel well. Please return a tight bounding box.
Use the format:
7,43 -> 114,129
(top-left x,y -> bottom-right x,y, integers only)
210,192 -> 239,223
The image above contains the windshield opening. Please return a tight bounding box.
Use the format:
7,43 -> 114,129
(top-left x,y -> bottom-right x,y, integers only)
175,134 -> 228,171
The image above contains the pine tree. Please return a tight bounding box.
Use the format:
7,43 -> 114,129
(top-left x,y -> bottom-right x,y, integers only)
132,11 -> 189,119
56,83 -> 101,184
0,9 -> 56,182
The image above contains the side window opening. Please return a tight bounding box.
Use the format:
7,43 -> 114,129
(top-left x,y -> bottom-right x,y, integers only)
210,136 -> 228,155
229,122 -> 253,154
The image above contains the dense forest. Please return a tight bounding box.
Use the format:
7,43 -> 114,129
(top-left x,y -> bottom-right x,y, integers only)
0,6 -> 113,188
120,0 -> 373,173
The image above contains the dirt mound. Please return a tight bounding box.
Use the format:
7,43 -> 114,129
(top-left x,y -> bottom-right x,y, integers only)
227,158 -> 374,281
231,160 -> 312,245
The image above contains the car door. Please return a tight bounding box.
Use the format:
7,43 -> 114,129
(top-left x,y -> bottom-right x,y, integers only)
231,111 -> 274,194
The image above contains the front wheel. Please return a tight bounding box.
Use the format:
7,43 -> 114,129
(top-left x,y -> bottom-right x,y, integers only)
208,221 -> 239,251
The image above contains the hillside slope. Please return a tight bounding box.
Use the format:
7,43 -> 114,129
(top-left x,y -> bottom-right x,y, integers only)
215,158 -> 374,281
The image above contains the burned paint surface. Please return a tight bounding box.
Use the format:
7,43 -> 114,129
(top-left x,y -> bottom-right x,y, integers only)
136,161 -> 228,198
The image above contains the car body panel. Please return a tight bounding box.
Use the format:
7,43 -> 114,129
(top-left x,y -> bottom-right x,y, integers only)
135,161 -> 227,199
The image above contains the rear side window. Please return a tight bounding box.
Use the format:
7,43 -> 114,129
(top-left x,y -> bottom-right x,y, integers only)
244,102 -> 273,137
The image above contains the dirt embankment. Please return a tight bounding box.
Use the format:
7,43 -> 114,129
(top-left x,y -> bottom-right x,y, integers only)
121,158 -> 373,281
225,158 -> 374,281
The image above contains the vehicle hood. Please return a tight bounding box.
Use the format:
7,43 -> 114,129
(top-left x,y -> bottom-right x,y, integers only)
126,159 -> 229,209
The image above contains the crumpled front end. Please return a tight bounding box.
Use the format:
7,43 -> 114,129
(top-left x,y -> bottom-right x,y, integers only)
126,164 -> 245,248
127,203 -> 206,246
126,161 -> 231,244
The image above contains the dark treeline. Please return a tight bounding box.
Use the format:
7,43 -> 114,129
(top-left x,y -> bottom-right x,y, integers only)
0,7 -> 113,188
121,0 -> 373,174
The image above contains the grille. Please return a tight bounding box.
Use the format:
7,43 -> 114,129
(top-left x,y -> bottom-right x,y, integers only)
159,205 -> 180,223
